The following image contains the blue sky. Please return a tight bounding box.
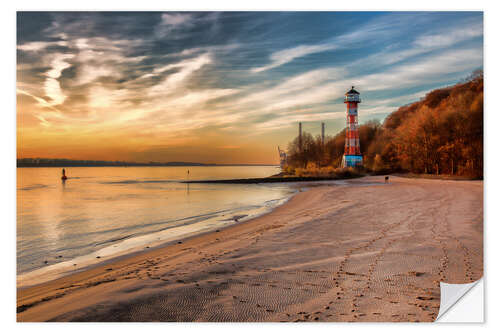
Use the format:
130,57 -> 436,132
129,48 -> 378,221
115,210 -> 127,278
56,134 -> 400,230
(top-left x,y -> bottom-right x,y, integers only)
16,12 -> 483,163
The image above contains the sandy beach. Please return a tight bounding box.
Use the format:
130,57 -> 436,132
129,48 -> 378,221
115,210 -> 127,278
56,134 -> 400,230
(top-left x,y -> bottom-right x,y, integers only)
16,175 -> 483,322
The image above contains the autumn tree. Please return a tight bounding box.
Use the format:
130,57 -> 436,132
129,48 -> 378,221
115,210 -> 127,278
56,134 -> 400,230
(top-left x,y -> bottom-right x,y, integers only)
284,70 -> 482,178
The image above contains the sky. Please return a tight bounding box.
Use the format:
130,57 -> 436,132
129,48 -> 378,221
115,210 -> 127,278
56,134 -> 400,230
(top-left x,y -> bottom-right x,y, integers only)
16,11 -> 483,164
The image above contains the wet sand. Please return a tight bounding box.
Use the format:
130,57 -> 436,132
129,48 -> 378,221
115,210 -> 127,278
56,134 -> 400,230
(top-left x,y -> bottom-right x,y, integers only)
17,176 -> 483,322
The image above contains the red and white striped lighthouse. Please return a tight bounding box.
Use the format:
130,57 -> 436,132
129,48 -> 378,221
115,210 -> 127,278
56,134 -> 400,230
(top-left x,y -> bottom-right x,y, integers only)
342,86 -> 363,168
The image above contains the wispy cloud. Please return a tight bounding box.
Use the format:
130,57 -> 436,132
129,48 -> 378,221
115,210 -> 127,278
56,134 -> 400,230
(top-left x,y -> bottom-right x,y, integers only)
17,40 -> 68,52
250,13 -> 427,73
154,13 -> 195,39
358,20 -> 484,69
251,43 -> 340,73
16,12 -> 483,163
228,46 -> 482,133
414,21 -> 483,49
44,53 -> 73,105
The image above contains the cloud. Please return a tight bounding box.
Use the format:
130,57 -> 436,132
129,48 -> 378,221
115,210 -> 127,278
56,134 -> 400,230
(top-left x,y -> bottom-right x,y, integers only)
149,53 -> 212,95
251,43 -> 340,73
152,54 -> 210,75
17,40 -> 68,52
414,22 -> 483,49
88,85 -> 130,110
229,47 -> 483,133
44,53 -> 73,105
70,37 -> 147,85
155,13 -> 195,39
250,13 -> 483,74
236,67 -> 345,110
357,48 -> 483,91
249,14 -> 417,73
163,89 -> 237,108
358,21 -> 484,69
16,88 -> 68,128
16,12 -> 483,162
253,111 -> 346,131
161,13 -> 193,26
17,89 -> 58,110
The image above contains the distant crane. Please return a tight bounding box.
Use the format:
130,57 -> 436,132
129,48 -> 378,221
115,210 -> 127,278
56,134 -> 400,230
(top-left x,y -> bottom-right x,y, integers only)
278,146 -> 287,169
298,122 -> 302,152
321,122 -> 325,146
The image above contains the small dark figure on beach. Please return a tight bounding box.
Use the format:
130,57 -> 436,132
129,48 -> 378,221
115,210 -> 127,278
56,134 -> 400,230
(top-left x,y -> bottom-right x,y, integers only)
61,169 -> 67,181
385,176 -> 389,183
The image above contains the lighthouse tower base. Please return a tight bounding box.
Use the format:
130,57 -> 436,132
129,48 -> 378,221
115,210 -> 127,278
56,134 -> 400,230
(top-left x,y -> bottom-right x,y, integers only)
342,155 -> 363,168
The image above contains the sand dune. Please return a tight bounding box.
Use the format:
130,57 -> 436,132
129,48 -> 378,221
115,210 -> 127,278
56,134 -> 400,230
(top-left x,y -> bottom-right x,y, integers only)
17,176 -> 483,322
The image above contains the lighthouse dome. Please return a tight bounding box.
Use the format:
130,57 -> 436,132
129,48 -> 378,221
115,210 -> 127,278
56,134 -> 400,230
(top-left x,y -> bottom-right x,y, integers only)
344,86 -> 361,103
346,86 -> 360,95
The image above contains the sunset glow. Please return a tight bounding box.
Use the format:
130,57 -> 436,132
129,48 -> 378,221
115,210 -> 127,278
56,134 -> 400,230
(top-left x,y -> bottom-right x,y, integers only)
17,12 -> 483,164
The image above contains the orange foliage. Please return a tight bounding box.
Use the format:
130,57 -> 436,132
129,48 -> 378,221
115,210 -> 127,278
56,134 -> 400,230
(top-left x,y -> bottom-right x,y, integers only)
285,70 -> 483,178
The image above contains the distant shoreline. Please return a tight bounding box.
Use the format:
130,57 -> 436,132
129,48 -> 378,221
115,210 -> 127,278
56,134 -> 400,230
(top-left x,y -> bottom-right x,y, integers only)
17,161 -> 278,168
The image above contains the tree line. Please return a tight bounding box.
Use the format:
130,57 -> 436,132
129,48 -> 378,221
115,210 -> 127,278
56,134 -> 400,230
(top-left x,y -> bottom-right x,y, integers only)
16,158 -> 215,167
285,70 -> 483,178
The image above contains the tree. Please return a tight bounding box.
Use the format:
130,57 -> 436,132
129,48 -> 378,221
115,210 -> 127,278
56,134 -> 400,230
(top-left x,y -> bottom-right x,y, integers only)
283,71 -> 482,178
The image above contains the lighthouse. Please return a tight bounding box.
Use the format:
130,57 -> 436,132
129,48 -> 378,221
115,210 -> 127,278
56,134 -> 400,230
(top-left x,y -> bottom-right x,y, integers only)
342,86 -> 363,168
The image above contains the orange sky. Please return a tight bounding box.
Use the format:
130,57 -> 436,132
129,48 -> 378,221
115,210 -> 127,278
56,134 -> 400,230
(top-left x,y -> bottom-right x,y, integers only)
16,12 -> 483,164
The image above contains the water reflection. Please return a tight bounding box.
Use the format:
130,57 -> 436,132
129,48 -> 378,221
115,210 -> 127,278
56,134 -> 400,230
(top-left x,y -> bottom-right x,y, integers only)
17,166 -> 291,275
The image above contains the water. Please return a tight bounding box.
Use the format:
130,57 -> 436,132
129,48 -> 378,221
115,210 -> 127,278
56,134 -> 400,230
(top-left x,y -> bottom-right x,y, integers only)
17,166 -> 295,285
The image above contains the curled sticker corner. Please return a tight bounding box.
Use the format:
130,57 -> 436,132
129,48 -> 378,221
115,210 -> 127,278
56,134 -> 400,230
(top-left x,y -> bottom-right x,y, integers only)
436,278 -> 483,322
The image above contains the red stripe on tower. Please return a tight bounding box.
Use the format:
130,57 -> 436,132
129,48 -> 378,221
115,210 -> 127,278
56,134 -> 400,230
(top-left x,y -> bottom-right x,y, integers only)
342,86 -> 363,168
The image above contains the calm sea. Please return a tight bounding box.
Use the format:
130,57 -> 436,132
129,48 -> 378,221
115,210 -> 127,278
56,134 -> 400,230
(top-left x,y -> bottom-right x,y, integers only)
17,166 -> 295,285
